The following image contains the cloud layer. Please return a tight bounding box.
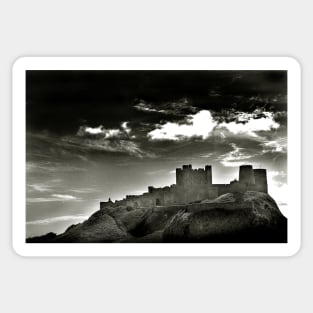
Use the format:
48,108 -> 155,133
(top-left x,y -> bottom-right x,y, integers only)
147,108 -> 281,141
218,111 -> 280,137
148,110 -> 217,141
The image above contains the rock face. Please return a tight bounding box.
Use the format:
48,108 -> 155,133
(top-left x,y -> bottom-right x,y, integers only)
26,191 -> 287,243
163,192 -> 287,243
55,210 -> 128,243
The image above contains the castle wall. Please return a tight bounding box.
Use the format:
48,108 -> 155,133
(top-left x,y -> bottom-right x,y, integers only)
124,185 -> 179,208
100,165 -> 269,209
207,187 -> 219,199
140,193 -> 156,207
175,185 -> 211,204
212,184 -> 229,196
100,201 -> 111,210
126,195 -> 141,208
229,181 -> 247,193
163,187 -> 176,205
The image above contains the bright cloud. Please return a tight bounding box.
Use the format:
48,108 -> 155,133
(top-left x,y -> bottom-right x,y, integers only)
78,121 -> 132,139
218,111 -> 280,137
52,194 -> 78,200
147,109 -> 280,141
148,110 -> 217,141
84,126 -> 103,135
79,126 -> 123,138
121,122 -> 131,134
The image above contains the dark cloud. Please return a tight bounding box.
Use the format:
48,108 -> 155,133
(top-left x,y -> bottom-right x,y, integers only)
26,70 -> 287,134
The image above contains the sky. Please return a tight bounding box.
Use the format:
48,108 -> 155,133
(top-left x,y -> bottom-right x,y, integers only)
26,70 -> 287,237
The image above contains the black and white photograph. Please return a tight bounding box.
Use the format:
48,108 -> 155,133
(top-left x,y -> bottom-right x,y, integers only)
24,65 -> 289,244
3,2 -> 311,312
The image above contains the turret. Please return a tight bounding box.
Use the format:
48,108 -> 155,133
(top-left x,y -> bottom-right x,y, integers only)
239,165 -> 255,185
253,169 -> 268,193
205,165 -> 212,185
176,168 -> 183,186
176,164 -> 211,186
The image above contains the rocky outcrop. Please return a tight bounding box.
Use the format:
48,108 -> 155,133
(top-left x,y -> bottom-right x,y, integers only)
54,210 -> 128,243
163,192 -> 287,243
27,191 -> 287,243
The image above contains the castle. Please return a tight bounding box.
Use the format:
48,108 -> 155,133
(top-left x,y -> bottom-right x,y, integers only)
100,164 -> 268,210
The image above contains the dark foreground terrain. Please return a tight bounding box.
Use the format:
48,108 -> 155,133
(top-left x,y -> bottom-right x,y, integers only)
27,191 -> 287,243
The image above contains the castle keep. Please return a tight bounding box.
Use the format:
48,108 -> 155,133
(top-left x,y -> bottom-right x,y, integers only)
100,164 -> 268,210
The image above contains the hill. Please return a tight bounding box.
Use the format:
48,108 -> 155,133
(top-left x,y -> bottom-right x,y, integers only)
26,191 -> 287,243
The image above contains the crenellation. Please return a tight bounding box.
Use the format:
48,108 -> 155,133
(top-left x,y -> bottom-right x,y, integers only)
100,164 -> 268,210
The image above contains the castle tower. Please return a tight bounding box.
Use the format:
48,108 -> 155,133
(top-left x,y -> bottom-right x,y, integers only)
176,164 -> 212,186
239,165 -> 255,185
253,169 -> 268,193
176,168 -> 183,186
205,165 -> 212,185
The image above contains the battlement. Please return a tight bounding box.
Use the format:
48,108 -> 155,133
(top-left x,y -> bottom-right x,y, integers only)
176,164 -> 212,186
100,164 -> 268,210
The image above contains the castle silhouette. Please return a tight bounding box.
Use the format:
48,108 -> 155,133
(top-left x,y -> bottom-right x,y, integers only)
100,165 -> 268,210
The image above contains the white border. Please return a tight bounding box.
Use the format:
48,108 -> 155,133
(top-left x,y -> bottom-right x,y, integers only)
12,57 -> 301,257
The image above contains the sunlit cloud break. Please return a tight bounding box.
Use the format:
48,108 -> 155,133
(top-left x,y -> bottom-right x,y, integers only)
148,110 -> 217,141
78,121 -> 131,138
218,111 -> 279,137
148,109 -> 280,141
